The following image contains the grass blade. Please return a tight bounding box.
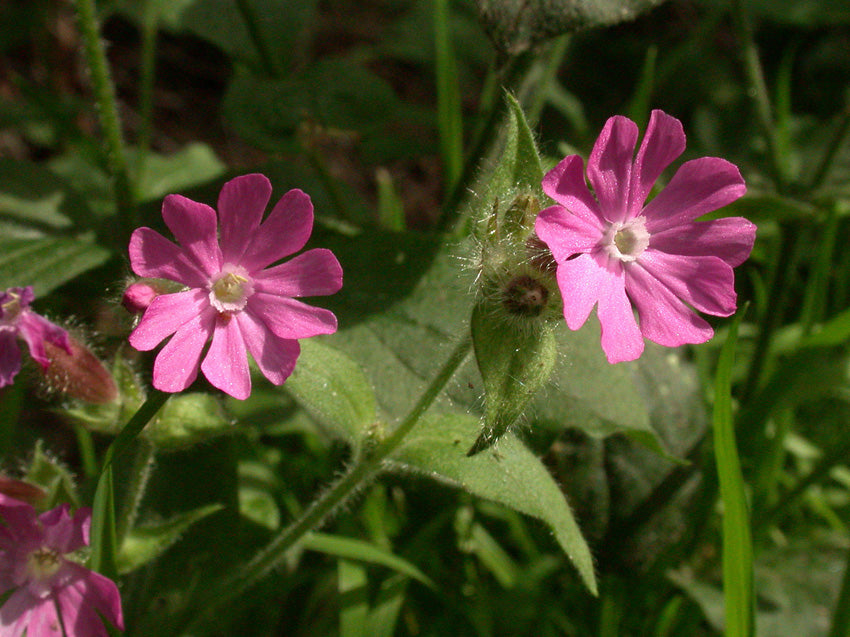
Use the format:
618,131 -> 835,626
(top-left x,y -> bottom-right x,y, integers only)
713,311 -> 755,637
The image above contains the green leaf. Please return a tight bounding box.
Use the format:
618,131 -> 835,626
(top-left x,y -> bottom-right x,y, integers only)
301,533 -> 434,589
364,576 -> 408,637
0,235 -> 111,296
713,312 -> 754,637
132,143 -> 225,204
90,464 -> 118,578
223,59 -> 400,149
469,298 -> 557,454
339,560 -> 369,637
475,0 -> 668,54
144,392 -> 231,451
0,158 -> 89,229
388,413 -> 597,594
285,339 -> 378,449
117,504 -> 224,574
489,93 -> 544,197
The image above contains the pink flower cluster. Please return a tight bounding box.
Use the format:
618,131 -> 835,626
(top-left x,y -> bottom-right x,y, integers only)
128,174 -> 343,399
0,287 -> 71,388
536,110 -> 756,363
0,495 -> 123,637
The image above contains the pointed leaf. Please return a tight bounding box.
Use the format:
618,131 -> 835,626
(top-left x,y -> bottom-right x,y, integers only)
301,532 -> 434,588
388,413 -> 597,594
117,504 -> 224,574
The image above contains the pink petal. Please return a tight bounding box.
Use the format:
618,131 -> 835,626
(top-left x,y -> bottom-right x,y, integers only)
235,311 -> 300,385
218,174 -> 272,265
129,289 -> 210,351
626,264 -> 715,347
642,157 -> 746,233
637,251 -> 737,316
541,155 -> 606,229
649,216 -> 757,267
151,306 -> 216,393
0,589 -> 47,636
553,253 -> 606,330
0,329 -> 21,387
595,260 -> 644,363
246,294 -> 337,340
241,189 -> 314,272
253,249 -> 343,297
16,311 -> 71,369
129,228 -> 208,287
161,194 -> 222,277
628,110 -> 685,218
61,565 -> 123,633
200,316 -> 251,400
39,504 -> 87,554
587,115 -> 638,224
535,205 -> 602,260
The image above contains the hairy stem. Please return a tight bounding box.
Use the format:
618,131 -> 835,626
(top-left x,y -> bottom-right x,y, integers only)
73,0 -> 134,226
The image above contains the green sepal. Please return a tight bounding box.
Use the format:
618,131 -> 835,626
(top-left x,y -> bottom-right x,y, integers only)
23,441 -> 80,509
116,503 -> 224,575
468,297 -> 557,455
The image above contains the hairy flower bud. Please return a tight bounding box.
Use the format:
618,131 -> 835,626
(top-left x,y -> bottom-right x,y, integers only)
41,334 -> 118,404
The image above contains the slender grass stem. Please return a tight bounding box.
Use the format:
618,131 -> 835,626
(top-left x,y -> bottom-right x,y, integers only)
73,0 -> 134,226
135,0 -> 160,182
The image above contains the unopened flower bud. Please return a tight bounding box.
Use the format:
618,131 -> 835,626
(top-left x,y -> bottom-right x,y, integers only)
41,334 -> 118,404
122,282 -> 162,314
502,274 -> 550,317
0,476 -> 46,506
526,234 -> 557,275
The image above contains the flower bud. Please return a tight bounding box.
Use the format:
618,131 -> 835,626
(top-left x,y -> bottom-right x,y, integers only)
122,281 -> 162,314
0,476 -> 46,506
41,334 -> 118,404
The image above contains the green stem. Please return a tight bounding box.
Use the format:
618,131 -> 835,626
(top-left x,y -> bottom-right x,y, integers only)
184,334 -> 473,633
73,0 -> 135,226
116,438 -> 157,542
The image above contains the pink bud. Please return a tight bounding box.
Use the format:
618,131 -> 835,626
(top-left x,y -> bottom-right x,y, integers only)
0,476 -> 46,505
41,335 -> 118,404
122,282 -> 162,314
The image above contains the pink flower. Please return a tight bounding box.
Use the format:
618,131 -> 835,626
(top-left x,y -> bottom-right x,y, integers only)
535,110 -> 756,363
128,174 -> 343,399
0,496 -> 123,637
0,287 -> 71,388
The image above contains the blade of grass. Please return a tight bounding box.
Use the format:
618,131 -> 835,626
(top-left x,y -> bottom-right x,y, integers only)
713,310 -> 754,637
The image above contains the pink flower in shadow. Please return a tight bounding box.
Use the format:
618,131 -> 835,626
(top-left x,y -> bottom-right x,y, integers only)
535,110 -> 756,363
129,174 -> 343,399
0,287 -> 71,388
0,496 -> 123,637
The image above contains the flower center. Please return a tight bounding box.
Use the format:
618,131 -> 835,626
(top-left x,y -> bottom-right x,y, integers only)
25,546 -> 62,582
0,291 -> 23,323
602,217 -> 650,263
209,265 -> 254,313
